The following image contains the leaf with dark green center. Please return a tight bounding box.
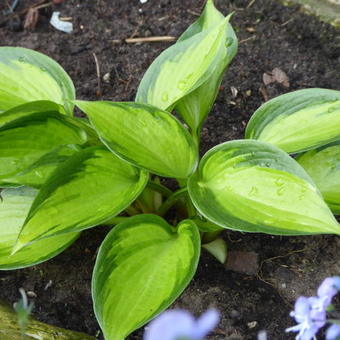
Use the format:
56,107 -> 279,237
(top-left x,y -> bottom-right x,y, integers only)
92,215 -> 200,340
1,144 -> 80,188
135,16 -> 229,111
13,147 -> 148,252
297,142 -> 340,215
0,111 -> 88,184
245,88 -> 340,153
75,101 -> 198,178
188,140 -> 340,235
0,100 -> 65,127
0,187 -> 79,270
0,47 -> 75,114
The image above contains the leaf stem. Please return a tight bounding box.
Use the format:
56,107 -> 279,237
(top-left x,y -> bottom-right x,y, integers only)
156,188 -> 188,216
147,180 -> 173,198
103,216 -> 131,226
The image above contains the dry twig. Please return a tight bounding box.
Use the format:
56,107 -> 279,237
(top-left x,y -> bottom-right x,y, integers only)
92,52 -> 102,97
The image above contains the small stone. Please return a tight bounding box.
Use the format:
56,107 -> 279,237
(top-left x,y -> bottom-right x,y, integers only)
247,321 -> 258,329
27,291 -> 37,298
225,251 -> 259,275
103,73 -> 111,83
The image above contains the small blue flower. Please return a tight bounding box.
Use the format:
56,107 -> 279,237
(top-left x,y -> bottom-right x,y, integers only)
286,296 -> 326,340
143,309 -> 220,340
326,324 -> 340,340
287,277 -> 340,340
317,277 -> 340,309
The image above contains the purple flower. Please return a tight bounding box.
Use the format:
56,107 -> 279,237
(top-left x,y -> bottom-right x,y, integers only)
317,277 -> 340,309
286,296 -> 326,340
143,309 -> 220,340
286,277 -> 340,340
326,324 -> 340,340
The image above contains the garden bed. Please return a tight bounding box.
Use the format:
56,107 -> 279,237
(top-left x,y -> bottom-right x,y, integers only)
0,0 -> 339,339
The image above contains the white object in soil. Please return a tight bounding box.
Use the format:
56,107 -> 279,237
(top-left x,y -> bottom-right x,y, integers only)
50,12 -> 73,34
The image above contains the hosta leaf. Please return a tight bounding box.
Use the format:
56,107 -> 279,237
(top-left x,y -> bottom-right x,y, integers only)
178,0 -> 226,41
0,187 -> 79,270
13,147 -> 148,252
0,100 -> 64,127
176,2 -> 237,134
75,101 -> 198,178
0,111 -> 88,184
297,142 -> 340,214
92,215 -> 200,340
188,140 -> 340,235
135,16 -> 228,111
0,47 -> 75,115
1,144 -> 80,188
245,88 -> 340,153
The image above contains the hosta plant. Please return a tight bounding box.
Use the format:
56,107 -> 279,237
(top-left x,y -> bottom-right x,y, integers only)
0,1 -> 339,339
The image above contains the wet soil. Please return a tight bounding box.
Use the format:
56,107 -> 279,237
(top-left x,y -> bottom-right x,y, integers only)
0,0 -> 340,339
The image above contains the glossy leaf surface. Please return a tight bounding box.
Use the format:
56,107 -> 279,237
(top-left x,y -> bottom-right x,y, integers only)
0,47 -> 75,114
14,147 -> 148,251
297,142 -> 340,214
0,187 -> 79,270
92,215 -> 200,340
188,140 -> 340,235
176,1 -> 238,134
0,100 -> 64,127
245,88 -> 340,153
75,101 -> 198,178
0,111 -> 87,185
135,17 -> 228,111
1,145 -> 80,188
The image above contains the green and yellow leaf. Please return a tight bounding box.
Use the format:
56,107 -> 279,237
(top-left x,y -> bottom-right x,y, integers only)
92,215 -> 200,340
0,47 -> 75,115
0,111 -> 88,186
13,147 -> 148,252
188,140 -> 340,235
75,101 -> 198,178
176,1 -> 238,135
245,88 -> 340,153
297,142 -> 340,214
0,187 -> 79,270
135,16 -> 229,111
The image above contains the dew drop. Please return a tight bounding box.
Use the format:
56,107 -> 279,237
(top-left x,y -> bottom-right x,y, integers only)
276,187 -> 285,196
140,120 -> 147,127
275,178 -> 284,187
225,37 -> 234,47
40,67 -> 47,72
177,80 -> 186,90
161,92 -> 169,102
299,194 -> 305,200
249,186 -> 258,196
34,170 -> 43,178
18,57 -> 26,63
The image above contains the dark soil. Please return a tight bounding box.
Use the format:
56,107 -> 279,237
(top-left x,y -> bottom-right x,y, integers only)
0,0 -> 340,339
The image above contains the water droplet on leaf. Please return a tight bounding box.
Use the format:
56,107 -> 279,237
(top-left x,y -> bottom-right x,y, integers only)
177,80 -> 186,90
275,178 -> 284,187
161,92 -> 168,102
249,186 -> 258,196
225,38 -> 234,47
276,187 -> 285,196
